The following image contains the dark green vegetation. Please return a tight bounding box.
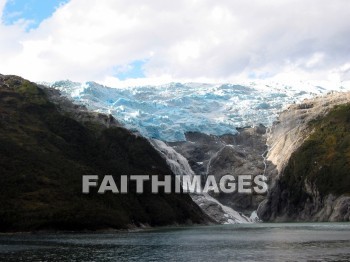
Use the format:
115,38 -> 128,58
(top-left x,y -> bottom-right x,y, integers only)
260,103 -> 350,221
0,75 -> 206,232
281,103 -> 350,204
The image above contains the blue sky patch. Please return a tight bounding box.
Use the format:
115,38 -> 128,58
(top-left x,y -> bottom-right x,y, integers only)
2,0 -> 69,29
115,60 -> 147,80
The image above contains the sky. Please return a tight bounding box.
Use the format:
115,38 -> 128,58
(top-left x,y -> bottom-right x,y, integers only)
0,0 -> 349,87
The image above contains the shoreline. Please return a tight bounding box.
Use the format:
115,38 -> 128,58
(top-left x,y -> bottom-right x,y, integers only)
1,221 -> 349,235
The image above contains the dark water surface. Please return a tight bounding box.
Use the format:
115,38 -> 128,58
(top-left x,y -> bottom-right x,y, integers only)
0,223 -> 349,261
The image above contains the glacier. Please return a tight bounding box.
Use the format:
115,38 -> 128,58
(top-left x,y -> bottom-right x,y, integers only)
49,80 -> 348,142
46,80 -> 349,224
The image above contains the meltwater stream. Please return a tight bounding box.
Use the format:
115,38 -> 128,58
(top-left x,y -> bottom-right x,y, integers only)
0,223 -> 349,261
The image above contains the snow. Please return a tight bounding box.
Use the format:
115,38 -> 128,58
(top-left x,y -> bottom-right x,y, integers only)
49,80 -> 349,142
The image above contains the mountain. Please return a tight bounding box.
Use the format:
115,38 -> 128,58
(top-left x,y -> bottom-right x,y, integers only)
49,79 -> 350,223
0,74 -> 208,232
259,92 -> 350,221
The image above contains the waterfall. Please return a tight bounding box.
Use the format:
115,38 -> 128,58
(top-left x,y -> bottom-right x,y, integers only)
251,127 -> 272,222
150,139 -> 254,224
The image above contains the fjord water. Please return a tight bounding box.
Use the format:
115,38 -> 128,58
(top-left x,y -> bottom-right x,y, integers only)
0,223 -> 349,261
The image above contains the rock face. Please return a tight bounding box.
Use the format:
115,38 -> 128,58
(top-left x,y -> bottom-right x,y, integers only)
266,92 -> 350,173
150,139 -> 253,224
162,90 -> 350,223
259,92 -> 350,222
168,126 -> 276,217
0,75 -> 209,232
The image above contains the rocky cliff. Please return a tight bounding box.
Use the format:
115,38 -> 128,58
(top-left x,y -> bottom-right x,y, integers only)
164,91 -> 350,222
167,126 -> 276,218
259,92 -> 350,221
150,138 -> 254,224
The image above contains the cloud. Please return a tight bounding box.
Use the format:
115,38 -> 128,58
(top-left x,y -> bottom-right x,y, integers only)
0,0 -> 349,86
0,0 -> 6,18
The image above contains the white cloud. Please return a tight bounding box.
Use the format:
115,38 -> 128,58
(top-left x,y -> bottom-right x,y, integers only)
0,0 -> 350,87
0,0 -> 5,18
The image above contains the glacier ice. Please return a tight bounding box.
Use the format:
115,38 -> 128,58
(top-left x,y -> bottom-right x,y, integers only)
49,80 -> 348,142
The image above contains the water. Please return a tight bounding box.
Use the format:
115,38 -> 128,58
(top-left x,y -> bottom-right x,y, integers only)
0,223 -> 349,261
